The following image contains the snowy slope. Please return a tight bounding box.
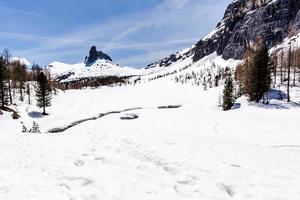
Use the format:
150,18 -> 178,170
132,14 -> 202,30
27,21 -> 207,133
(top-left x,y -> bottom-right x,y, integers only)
48,61 -> 84,77
139,52 -> 241,88
11,57 -> 31,66
270,32 -> 300,54
48,59 -> 142,82
1,51 -> 300,199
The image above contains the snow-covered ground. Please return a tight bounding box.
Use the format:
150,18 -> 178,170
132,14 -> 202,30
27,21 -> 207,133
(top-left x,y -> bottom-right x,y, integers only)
1,71 -> 300,200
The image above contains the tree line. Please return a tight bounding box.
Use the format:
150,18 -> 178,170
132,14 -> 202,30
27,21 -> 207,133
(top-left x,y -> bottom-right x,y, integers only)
222,35 -> 300,111
0,49 -> 53,115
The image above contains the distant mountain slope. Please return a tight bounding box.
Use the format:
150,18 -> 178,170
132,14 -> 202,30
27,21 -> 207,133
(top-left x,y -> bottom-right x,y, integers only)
48,47 -> 141,83
193,0 -> 300,62
147,0 -> 300,70
49,0 -> 300,84
48,59 -> 141,83
11,57 -> 31,66
146,47 -> 194,69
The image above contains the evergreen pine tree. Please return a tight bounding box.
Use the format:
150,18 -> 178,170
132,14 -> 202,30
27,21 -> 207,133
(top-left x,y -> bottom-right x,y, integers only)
0,56 -> 8,109
244,45 -> 271,102
222,74 -> 235,111
36,72 -> 52,115
2,49 -> 12,105
255,46 -> 271,101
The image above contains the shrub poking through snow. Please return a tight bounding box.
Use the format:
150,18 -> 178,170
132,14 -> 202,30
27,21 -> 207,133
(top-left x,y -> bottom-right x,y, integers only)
21,124 -> 28,133
29,121 -> 41,133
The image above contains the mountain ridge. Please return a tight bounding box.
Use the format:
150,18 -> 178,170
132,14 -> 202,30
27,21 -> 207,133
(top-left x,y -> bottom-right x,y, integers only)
148,0 -> 300,69
48,0 -> 300,84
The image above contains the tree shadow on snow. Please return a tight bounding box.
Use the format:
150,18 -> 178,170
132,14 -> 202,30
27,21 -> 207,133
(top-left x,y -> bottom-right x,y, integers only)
27,111 -> 44,118
266,89 -> 287,100
240,90 -> 300,110
231,103 -> 241,110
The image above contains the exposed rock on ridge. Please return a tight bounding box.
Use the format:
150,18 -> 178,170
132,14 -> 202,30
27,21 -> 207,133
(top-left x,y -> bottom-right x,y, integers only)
193,0 -> 300,62
85,46 -> 112,66
146,0 -> 300,69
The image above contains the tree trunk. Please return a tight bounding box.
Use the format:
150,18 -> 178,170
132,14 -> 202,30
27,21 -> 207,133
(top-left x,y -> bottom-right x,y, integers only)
42,93 -> 46,115
293,49 -> 297,86
280,51 -> 283,84
27,84 -> 31,105
19,86 -> 23,101
8,76 -> 12,105
293,68 -> 296,86
287,43 -> 291,102
0,84 -> 4,108
274,57 -> 277,86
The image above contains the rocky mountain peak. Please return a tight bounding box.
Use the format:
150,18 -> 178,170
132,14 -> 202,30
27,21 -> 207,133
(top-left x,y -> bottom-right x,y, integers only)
145,0 -> 300,70
84,46 -> 113,66
193,0 -> 300,62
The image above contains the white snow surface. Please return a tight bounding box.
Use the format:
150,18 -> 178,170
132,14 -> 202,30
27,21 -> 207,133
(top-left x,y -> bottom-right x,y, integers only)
1,54 -> 300,200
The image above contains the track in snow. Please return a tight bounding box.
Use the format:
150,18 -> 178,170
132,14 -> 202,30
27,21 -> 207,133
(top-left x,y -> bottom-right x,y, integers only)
47,105 -> 182,133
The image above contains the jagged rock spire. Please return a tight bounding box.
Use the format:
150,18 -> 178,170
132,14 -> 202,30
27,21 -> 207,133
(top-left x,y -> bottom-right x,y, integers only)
85,46 -> 112,66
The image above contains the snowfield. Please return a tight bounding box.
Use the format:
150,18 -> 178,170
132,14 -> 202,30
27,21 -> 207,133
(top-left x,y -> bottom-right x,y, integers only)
1,75 -> 300,200
1,49 -> 300,200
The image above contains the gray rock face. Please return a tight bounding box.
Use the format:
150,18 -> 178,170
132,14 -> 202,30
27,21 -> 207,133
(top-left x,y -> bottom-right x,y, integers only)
146,48 -> 194,69
84,46 -> 112,66
193,0 -> 300,62
146,0 -> 300,68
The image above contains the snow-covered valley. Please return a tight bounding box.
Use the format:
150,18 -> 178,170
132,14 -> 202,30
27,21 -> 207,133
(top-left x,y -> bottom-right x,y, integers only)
1,73 -> 300,200
1,0 -> 300,199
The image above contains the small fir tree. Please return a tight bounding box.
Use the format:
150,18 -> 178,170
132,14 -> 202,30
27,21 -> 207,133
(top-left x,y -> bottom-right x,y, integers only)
36,72 -> 52,115
222,75 -> 235,111
2,49 -> 12,105
0,56 -> 8,109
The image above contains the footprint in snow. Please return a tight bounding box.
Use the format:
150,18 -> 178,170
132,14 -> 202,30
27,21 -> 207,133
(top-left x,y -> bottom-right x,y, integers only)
218,183 -> 235,197
137,165 -> 146,171
94,157 -> 107,164
73,159 -> 84,167
66,177 -> 93,186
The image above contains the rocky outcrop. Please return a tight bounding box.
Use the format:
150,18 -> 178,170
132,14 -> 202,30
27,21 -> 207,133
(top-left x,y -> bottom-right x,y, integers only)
85,46 -> 112,66
146,0 -> 300,69
146,48 -> 194,69
193,0 -> 300,62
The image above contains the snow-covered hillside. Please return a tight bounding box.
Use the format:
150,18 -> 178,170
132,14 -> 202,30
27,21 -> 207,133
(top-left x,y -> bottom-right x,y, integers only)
48,59 -> 142,83
48,46 -> 197,84
11,57 -> 31,66
270,32 -> 300,54
1,52 -> 300,199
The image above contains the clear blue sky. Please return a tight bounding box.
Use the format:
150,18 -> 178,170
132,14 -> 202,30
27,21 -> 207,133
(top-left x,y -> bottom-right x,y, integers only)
0,0 -> 230,68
